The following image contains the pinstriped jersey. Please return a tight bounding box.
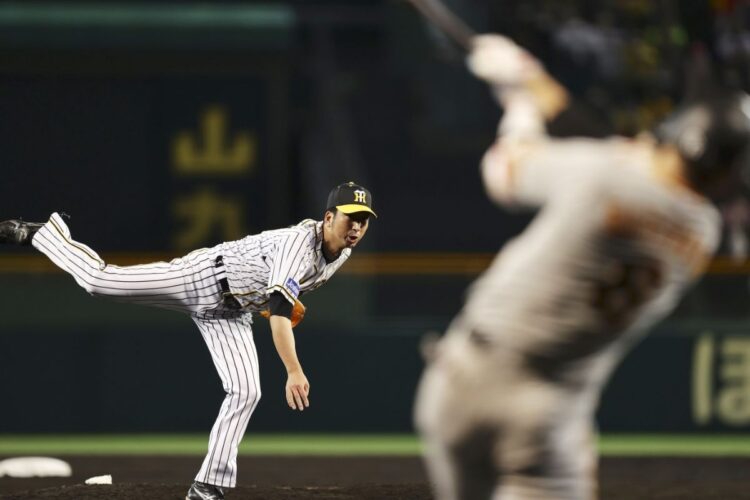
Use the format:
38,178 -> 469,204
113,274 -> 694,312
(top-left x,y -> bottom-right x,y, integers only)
215,219 -> 351,313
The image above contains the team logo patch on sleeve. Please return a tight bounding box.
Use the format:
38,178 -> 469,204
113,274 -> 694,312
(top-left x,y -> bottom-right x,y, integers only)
285,278 -> 301,298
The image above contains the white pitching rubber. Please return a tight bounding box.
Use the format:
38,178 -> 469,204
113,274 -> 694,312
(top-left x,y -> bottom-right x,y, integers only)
85,474 -> 113,485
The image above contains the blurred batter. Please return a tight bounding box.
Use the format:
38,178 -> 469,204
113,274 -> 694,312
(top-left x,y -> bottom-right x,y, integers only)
415,34 -> 750,500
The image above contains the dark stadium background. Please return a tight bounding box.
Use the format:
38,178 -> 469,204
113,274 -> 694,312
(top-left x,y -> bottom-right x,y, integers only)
1,0 -> 750,435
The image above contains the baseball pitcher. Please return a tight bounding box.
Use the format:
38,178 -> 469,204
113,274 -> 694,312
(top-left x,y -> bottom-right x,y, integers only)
0,181 -> 376,500
414,33 -> 750,500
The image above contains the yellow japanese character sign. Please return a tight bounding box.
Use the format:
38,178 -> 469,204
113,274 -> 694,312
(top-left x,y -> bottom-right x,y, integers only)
693,333 -> 750,426
172,188 -> 245,249
172,105 -> 256,175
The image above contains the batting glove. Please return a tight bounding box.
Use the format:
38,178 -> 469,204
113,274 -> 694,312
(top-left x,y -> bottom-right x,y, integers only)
467,34 -> 543,87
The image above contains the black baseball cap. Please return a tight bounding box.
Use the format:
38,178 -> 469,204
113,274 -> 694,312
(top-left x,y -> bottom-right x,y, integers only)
326,182 -> 377,217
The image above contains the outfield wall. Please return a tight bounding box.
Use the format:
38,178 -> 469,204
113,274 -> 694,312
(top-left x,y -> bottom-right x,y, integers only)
1,272 -> 749,434
1,2 -> 749,436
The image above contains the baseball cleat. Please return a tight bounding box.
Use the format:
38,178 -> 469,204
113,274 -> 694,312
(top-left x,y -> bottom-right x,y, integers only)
0,219 -> 44,246
186,481 -> 225,500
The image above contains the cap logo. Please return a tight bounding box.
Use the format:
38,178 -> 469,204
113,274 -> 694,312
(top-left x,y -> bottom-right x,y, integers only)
353,190 -> 367,204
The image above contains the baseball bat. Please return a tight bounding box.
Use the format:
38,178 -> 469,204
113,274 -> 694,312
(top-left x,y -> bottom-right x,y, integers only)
405,0 -> 477,52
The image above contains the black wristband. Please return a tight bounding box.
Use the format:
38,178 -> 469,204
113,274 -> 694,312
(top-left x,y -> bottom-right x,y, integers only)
268,291 -> 293,319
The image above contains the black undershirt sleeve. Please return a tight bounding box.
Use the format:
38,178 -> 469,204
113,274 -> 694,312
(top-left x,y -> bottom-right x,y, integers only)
268,291 -> 293,319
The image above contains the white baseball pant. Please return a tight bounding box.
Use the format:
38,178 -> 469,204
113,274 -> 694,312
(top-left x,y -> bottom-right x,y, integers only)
415,329 -> 597,500
32,212 -> 260,488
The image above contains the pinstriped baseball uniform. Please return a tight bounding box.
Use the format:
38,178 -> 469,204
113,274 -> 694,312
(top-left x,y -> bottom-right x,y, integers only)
415,137 -> 721,500
32,212 -> 350,489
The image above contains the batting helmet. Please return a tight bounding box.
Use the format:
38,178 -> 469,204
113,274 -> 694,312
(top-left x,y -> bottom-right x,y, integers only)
655,90 -> 750,192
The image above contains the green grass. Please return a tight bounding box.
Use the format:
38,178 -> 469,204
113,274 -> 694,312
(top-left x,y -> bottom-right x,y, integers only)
0,434 -> 749,457
599,434 -> 750,456
0,434 -> 420,456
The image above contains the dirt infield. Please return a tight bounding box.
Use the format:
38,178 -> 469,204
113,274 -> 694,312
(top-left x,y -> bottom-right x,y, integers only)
1,455 -> 750,499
